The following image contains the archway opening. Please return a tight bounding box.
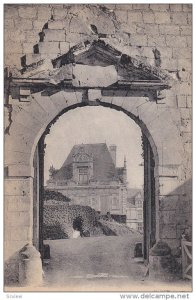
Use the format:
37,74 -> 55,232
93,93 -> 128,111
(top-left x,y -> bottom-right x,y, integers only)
33,104 -> 157,284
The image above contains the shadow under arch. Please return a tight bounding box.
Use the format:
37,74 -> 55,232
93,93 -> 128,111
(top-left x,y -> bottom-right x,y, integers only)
33,100 -> 159,263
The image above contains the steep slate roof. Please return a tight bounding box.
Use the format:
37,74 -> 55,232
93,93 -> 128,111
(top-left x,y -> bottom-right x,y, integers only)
52,143 -> 121,183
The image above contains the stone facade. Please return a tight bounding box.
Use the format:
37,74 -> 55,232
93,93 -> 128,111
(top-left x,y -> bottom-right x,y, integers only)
4,4 -> 192,284
46,143 -> 127,216
126,189 -> 144,232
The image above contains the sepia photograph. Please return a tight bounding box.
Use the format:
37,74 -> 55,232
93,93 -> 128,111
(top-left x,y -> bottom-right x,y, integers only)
3,2 -> 192,294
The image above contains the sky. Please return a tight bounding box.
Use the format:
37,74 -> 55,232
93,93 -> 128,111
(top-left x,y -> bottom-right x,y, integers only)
44,106 -> 144,188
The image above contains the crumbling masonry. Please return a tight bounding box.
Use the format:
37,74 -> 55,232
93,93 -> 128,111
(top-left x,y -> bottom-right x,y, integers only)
4,4 -> 192,285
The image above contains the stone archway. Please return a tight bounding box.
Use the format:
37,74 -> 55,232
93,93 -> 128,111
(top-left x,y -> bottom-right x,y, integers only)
4,38 -> 185,284
34,101 -> 159,262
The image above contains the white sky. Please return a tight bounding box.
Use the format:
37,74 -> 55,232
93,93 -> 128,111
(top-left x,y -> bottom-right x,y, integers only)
44,106 -> 144,188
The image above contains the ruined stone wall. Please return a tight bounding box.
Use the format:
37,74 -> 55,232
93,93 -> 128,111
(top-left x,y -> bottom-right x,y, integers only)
4,4 -> 192,268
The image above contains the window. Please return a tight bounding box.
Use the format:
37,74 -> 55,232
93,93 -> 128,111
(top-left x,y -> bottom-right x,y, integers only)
137,200 -> 142,207
137,223 -> 143,231
78,167 -> 89,184
138,210 -> 143,220
112,196 -> 120,209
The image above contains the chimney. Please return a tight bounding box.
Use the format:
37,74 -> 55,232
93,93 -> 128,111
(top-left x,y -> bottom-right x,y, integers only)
109,144 -> 116,166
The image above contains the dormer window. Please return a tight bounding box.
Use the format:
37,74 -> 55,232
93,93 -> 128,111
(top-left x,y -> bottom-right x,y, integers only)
78,166 -> 89,184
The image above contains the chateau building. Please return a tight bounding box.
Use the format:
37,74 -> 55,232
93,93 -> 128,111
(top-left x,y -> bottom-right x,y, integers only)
46,143 -> 128,216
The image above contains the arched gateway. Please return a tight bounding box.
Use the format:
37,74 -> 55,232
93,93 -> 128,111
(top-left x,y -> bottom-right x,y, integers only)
4,4 -> 191,287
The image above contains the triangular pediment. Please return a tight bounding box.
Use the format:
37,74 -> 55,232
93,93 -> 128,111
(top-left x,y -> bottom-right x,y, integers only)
20,39 -> 169,85
6,39 -> 171,102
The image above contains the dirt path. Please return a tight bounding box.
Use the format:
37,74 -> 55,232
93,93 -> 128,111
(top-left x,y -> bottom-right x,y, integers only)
43,235 -> 147,289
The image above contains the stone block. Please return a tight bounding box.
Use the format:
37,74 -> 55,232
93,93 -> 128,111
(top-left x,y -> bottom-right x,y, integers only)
160,224 -> 177,239
158,164 -> 180,177
132,4 -> 149,10
8,165 -> 32,177
4,5 -> 19,18
130,35 -> 148,47
5,41 -> 23,54
33,20 -> 46,31
4,178 -> 31,197
43,29 -> 66,42
142,11 -> 155,23
88,89 -> 102,101
166,35 -> 187,48
159,195 -> 179,211
169,4 -> 183,12
177,95 -> 187,108
172,12 -> 188,25
10,226 -> 30,241
147,35 -> 166,47
115,10 -> 127,23
34,93 -> 59,117
6,30 -> 26,43
127,11 -> 143,23
159,177 -> 182,196
150,4 -> 170,11
68,16 -> 92,35
178,82 -> 192,95
180,25 -> 192,36
160,210 -> 177,225
6,196 -> 30,212
186,36 -> 192,48
50,90 -> 82,110
7,211 -> 31,227
12,107 -> 44,131
186,96 -> 192,108
72,64 -> 118,87
66,32 -> 90,44
181,119 -> 192,132
24,30 -> 40,44
182,4 -> 192,12
59,42 -> 70,54
136,24 -> 159,35
187,13 -> 192,24
115,5 -> 133,11
161,58 -> 178,71
24,54 -> 43,65
14,18 -> 33,30
173,48 -> 192,59
38,42 -> 60,54
6,131 -> 33,156
178,58 -> 192,70
48,20 -> 65,30
37,6 -> 52,21
4,18 -> 15,29
18,6 -> 37,18
154,12 -> 171,24
53,7 -> 68,19
182,132 -> 192,144
159,24 -> 180,35
22,43 -> 34,54
5,150 -> 30,166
